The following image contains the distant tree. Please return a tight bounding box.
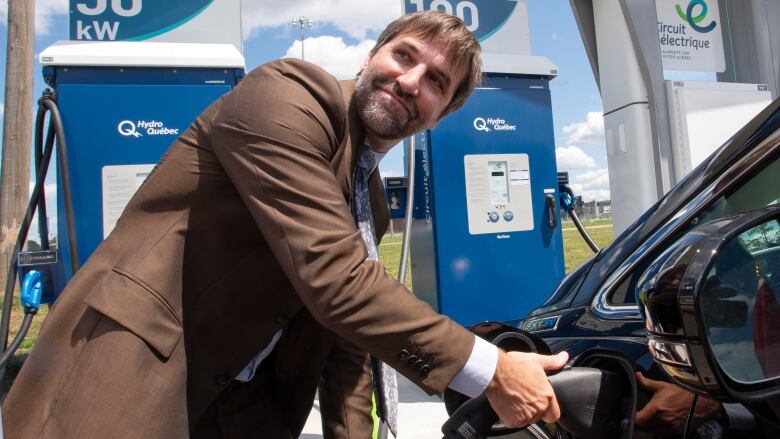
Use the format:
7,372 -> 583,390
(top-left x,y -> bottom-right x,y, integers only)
26,240 -> 41,251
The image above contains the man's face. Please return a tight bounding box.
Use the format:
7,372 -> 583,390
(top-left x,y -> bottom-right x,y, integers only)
355,34 -> 466,148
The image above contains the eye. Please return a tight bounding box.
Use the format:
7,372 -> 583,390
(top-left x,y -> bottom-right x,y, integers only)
395,49 -> 411,62
428,74 -> 444,91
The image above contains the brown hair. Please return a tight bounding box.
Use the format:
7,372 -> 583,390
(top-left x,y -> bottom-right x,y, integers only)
369,11 -> 482,116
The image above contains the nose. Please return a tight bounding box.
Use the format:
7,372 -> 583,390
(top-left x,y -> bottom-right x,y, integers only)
397,64 -> 425,97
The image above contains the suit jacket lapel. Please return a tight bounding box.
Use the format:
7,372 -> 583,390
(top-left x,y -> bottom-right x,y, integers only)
336,80 -> 365,201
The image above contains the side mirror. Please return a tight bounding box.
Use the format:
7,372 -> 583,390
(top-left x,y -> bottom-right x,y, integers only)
698,282 -> 748,328
637,204 -> 780,403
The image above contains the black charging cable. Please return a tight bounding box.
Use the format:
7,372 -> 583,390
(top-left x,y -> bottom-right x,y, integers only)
559,184 -> 600,253
0,100 -> 56,373
0,89 -> 79,376
682,394 -> 699,439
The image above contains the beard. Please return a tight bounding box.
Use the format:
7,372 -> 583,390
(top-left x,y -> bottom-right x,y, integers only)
354,69 -> 422,141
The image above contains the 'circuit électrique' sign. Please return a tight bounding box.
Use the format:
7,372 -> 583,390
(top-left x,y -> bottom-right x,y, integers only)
656,0 -> 725,72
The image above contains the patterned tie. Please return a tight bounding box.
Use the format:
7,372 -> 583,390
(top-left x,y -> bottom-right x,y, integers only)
352,146 -> 399,437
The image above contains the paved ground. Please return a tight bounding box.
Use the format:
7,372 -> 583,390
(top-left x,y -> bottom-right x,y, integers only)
300,374 -> 450,438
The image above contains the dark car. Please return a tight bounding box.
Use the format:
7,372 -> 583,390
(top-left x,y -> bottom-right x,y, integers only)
500,97 -> 780,439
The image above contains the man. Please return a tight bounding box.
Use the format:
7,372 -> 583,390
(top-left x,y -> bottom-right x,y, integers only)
3,12 -> 567,438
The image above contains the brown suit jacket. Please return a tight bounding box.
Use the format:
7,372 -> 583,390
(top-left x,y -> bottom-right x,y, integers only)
3,59 -> 474,438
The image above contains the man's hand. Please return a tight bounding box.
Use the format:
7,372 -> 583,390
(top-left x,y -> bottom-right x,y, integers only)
635,372 -> 724,434
484,350 -> 569,428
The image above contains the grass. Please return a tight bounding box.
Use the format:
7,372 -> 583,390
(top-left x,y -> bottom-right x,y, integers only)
378,234 -> 413,289
561,220 -> 614,271
0,220 -> 614,393
0,292 -> 49,394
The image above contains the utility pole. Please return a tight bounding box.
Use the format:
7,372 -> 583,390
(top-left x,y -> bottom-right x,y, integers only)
291,16 -> 313,60
0,0 -> 35,288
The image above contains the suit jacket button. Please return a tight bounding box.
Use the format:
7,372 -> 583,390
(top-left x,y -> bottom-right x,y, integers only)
398,349 -> 410,361
215,372 -> 231,386
276,313 -> 289,325
406,355 -> 418,367
420,365 -> 431,377
412,359 -> 425,369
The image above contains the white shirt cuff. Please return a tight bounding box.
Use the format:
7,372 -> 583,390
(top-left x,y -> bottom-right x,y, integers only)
447,336 -> 498,398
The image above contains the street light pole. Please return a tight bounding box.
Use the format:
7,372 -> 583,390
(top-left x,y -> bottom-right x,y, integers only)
291,16 -> 313,60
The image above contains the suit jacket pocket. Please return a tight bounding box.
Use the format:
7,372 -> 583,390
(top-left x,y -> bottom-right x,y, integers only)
83,268 -> 183,360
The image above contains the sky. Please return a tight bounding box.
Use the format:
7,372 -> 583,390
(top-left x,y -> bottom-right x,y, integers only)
0,0 -> 612,237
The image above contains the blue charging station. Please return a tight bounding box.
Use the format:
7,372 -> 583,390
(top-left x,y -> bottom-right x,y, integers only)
38,41 -> 245,296
410,71 -> 565,327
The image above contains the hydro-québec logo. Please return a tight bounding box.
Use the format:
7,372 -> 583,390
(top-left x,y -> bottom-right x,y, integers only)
676,0 -> 717,33
473,117 -> 517,133
117,120 -> 180,138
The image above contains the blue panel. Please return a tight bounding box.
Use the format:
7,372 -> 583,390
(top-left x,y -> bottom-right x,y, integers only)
409,131 -> 440,311
412,76 -> 565,326
53,67 -> 238,287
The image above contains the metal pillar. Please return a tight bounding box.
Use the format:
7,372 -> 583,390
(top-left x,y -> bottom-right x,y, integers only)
570,0 -> 780,233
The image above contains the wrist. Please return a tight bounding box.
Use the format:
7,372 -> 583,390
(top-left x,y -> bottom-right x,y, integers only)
448,336 -> 500,398
485,349 -> 507,397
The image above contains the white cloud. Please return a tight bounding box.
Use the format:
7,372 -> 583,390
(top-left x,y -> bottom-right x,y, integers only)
557,114 -> 608,201
556,146 -> 597,170
28,181 -> 57,207
570,186 -> 611,202
572,169 -> 610,187
0,102 -> 4,119
562,111 -> 604,146
284,36 -> 374,80
569,168 -> 611,202
0,0 -> 68,36
37,0 -> 68,35
242,0 -> 402,40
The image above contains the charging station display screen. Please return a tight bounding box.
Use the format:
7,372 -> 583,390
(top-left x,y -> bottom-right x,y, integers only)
464,154 -> 534,235
488,161 -> 509,204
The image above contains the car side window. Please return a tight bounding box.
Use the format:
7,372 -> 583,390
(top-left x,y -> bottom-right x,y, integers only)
695,158 -> 780,226
608,141 -> 780,306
